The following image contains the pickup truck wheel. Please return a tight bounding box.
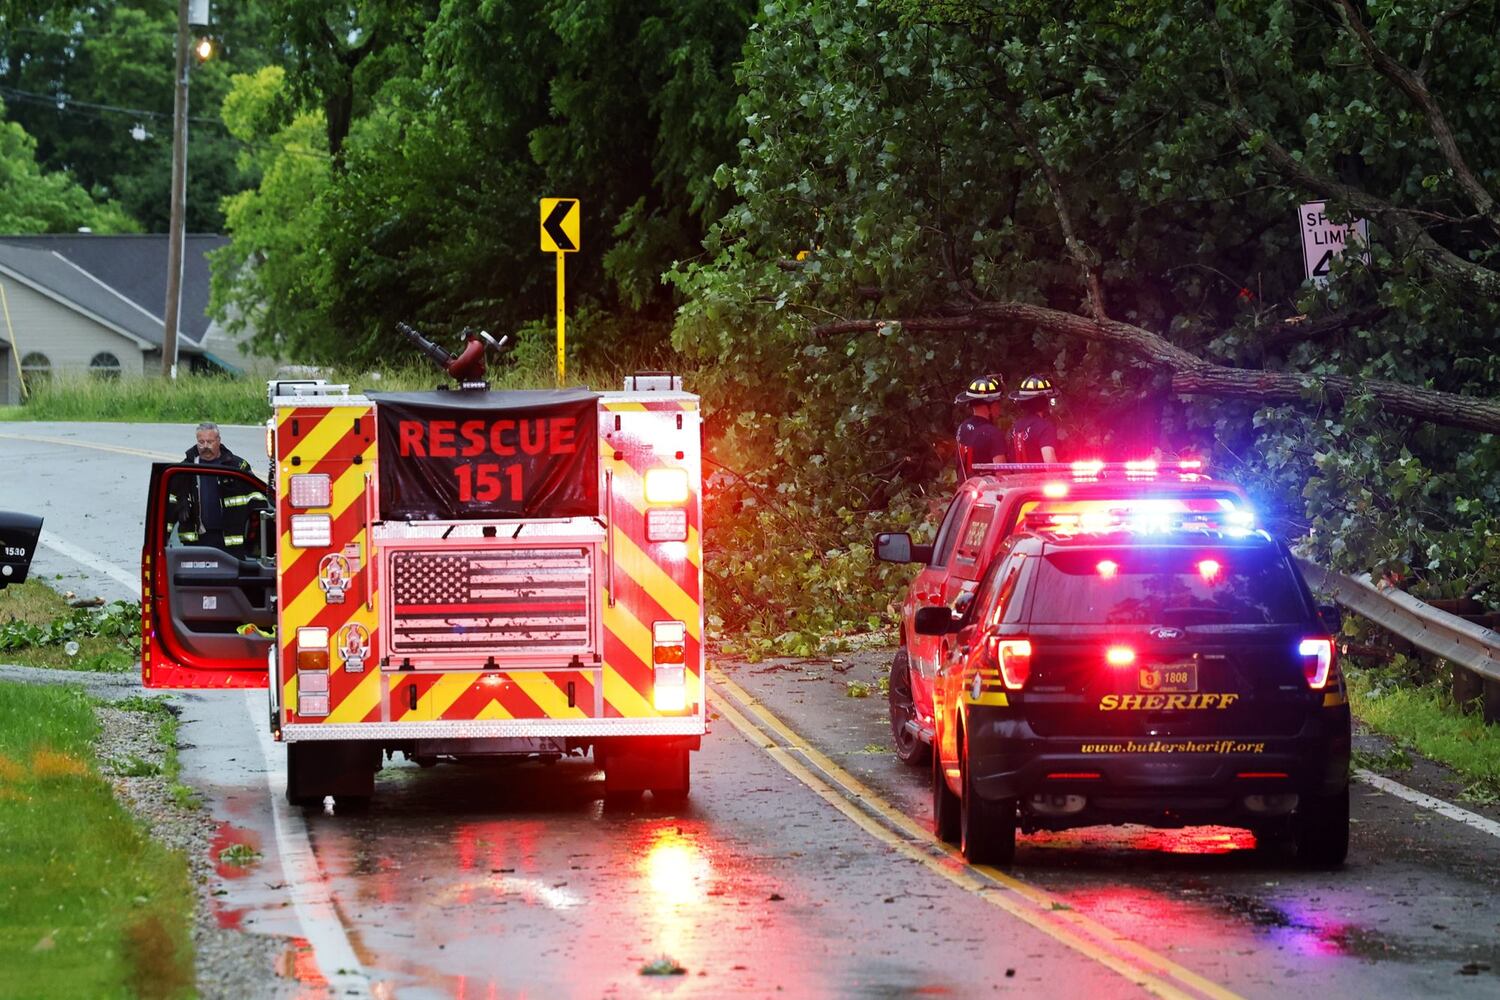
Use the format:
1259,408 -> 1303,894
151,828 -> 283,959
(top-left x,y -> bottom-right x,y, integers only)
889,649 -> 930,766
1295,786 -> 1349,869
959,732 -> 1016,867
932,733 -> 960,844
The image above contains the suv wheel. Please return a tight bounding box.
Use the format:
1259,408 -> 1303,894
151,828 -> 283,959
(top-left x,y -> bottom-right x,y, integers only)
889,649 -> 930,766
932,734 -> 960,843
1295,786 -> 1349,869
959,727 -> 1016,866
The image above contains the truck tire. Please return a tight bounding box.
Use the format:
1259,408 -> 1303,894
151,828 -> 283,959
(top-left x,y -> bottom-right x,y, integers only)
650,749 -> 691,805
932,734 -> 960,844
959,730 -> 1016,866
1295,786 -> 1349,869
889,649 -> 930,766
285,742 -> 378,808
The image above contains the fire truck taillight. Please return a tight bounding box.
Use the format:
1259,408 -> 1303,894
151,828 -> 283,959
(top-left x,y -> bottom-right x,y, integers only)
289,473 -> 332,508
296,627 -> 330,670
644,468 -> 689,505
295,627 -> 331,716
289,514 -> 332,547
647,508 -> 688,542
653,620 -> 688,711
1299,638 -> 1335,689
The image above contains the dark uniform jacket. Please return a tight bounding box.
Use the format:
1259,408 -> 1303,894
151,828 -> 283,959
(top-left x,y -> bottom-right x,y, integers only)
955,415 -> 1008,480
1009,413 -> 1060,464
171,445 -> 268,558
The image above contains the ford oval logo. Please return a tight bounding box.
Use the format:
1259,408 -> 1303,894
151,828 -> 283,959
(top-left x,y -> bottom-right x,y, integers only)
1149,626 -> 1185,641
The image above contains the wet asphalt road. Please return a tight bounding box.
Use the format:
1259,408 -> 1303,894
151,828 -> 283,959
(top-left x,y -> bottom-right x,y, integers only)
3,420 -> 1500,999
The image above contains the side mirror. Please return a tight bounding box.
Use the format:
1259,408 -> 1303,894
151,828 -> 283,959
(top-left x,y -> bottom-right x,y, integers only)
875,532 -> 933,564
1317,603 -> 1344,634
914,605 -> 961,636
0,511 -> 43,589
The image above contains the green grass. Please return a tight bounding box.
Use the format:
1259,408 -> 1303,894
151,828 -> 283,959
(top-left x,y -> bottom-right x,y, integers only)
0,580 -> 138,673
0,683 -> 194,999
1347,667 -> 1500,801
3,353 -> 653,425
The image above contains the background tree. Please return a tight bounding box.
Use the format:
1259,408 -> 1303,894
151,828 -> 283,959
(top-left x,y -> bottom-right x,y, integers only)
0,99 -> 137,232
670,0 -> 1500,639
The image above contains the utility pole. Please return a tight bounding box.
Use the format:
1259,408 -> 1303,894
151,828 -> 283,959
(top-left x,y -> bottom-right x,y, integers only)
161,0 -> 190,379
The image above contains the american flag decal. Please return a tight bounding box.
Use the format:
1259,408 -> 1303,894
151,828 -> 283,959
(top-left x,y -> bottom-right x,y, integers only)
389,547 -> 593,655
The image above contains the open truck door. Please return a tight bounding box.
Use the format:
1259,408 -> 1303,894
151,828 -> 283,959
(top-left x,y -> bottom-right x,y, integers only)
141,462 -> 272,689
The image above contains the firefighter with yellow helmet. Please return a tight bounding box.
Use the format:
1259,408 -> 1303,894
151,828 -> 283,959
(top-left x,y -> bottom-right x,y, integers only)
953,374 -> 1008,479
1008,373 -> 1061,463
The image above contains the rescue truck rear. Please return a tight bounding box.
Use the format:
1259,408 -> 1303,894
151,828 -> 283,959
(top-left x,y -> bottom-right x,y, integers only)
141,368 -> 705,805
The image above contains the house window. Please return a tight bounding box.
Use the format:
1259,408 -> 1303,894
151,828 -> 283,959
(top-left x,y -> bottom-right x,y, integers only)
20,352 -> 51,387
90,352 -> 122,380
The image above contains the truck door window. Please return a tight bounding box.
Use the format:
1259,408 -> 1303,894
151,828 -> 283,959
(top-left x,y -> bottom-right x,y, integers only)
930,494 -> 975,569
951,504 -> 995,578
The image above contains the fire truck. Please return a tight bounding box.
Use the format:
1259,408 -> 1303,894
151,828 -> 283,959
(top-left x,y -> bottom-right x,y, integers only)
140,339 -> 705,805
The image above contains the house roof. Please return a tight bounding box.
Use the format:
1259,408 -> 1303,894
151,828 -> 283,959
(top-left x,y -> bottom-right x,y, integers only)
0,234 -> 228,351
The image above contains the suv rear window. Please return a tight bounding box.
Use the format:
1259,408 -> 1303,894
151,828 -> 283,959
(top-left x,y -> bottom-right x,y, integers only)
1029,546 -> 1307,625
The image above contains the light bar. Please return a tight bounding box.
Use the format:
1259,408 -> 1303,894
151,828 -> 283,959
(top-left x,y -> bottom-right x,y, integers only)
289,514 -> 331,548
970,461 -> 1212,481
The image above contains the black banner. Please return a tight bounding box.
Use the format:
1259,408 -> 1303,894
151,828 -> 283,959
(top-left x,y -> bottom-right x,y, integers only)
372,390 -> 598,520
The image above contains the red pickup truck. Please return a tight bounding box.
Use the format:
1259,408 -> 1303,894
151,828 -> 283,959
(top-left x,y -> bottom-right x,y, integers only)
875,462 -> 1251,765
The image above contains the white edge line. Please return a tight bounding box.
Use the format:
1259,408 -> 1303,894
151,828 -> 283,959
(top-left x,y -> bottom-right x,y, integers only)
245,692 -> 373,997
1355,768 -> 1500,840
38,530 -> 142,594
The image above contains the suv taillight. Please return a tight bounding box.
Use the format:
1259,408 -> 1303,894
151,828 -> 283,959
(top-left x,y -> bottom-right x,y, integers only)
1298,637 -> 1336,689
985,637 -> 1033,690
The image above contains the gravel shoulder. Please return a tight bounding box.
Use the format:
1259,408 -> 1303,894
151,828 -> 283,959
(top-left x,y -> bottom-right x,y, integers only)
1,665 -> 297,1000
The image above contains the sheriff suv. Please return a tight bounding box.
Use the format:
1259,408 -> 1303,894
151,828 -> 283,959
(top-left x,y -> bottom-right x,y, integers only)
876,462 -> 1249,767
918,512 -> 1351,868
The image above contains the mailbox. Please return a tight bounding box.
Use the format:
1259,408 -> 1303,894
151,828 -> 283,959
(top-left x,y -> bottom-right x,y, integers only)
0,512 -> 43,589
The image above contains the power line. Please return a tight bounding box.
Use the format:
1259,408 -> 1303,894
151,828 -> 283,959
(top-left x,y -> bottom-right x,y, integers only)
0,84 -> 331,161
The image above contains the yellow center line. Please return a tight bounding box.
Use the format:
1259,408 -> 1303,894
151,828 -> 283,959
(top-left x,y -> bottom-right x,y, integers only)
709,668 -> 1245,1000
709,691 -> 1191,1000
0,432 -> 175,461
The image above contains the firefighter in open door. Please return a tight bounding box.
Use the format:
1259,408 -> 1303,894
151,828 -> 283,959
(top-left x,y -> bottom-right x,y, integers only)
170,421 -> 269,559
1008,373 -> 1062,463
954,374 -> 1009,480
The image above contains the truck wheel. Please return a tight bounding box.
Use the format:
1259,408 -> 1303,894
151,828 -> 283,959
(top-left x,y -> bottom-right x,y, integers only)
932,734 -> 960,844
959,732 -> 1016,866
1295,786 -> 1349,869
285,742 -> 378,808
889,649 -> 930,766
650,749 -> 691,805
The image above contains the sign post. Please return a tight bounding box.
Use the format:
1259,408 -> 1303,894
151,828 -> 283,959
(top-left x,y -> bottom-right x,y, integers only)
539,198 -> 581,386
1299,201 -> 1369,287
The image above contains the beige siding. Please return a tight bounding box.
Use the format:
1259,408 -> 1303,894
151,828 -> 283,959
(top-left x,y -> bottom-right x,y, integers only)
0,275 -> 149,398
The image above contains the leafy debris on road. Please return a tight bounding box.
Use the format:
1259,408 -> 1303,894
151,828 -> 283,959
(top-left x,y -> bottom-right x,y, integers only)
640,956 -> 687,976
845,680 -> 871,698
217,843 -> 262,868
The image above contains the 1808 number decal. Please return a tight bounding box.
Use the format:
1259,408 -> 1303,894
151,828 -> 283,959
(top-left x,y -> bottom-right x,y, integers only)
453,464 -> 525,502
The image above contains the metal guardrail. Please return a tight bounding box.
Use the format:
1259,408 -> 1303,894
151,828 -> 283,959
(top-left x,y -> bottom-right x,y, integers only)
1296,557 -> 1500,722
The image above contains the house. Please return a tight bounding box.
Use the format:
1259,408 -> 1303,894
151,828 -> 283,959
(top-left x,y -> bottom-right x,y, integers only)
0,233 -> 255,405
